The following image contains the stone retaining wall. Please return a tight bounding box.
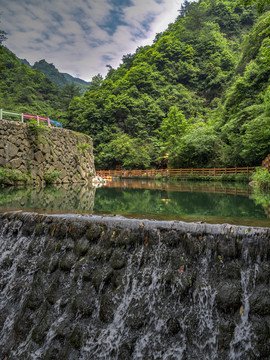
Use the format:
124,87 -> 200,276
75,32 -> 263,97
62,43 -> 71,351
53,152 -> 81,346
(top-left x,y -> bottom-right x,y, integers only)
0,119 -> 95,184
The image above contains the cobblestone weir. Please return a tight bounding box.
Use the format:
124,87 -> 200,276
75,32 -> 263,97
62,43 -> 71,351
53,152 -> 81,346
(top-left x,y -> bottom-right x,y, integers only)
0,212 -> 270,359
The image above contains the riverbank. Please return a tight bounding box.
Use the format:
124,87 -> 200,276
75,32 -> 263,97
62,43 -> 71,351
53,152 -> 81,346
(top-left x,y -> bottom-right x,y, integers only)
156,173 -> 250,183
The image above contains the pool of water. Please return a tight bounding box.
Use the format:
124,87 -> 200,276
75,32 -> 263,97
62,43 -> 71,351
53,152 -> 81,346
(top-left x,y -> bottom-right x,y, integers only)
0,179 -> 269,227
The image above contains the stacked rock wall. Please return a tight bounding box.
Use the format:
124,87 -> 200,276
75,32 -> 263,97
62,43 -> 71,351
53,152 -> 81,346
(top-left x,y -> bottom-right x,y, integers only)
0,119 -> 95,183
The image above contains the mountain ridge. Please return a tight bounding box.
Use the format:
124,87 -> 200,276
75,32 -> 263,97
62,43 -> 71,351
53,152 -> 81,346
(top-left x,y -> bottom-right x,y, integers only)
17,57 -> 90,91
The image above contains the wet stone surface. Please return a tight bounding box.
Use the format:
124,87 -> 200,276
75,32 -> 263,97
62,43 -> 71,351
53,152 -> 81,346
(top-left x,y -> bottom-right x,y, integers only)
0,211 -> 269,359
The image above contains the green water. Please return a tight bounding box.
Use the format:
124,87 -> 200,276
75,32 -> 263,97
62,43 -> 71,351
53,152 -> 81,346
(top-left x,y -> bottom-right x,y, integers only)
0,179 -> 269,226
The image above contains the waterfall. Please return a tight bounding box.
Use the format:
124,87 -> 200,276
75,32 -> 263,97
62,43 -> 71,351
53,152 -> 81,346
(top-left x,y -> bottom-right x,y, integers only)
0,212 -> 269,359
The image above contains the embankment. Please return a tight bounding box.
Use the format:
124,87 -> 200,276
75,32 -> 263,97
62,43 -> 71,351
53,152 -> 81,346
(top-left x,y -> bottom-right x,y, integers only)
0,212 -> 269,359
0,119 -> 95,184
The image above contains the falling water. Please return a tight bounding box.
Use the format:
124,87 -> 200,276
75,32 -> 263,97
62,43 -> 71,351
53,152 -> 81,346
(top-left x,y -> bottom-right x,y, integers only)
229,251 -> 260,360
0,213 -> 269,359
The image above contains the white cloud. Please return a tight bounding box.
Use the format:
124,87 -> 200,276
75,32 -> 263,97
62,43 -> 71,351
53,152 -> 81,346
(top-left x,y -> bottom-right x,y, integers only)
0,0 -> 183,81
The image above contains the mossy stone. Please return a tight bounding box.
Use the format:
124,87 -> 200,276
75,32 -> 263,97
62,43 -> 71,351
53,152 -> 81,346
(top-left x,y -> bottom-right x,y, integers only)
74,238 -> 89,256
110,249 -> 126,270
60,252 -> 77,271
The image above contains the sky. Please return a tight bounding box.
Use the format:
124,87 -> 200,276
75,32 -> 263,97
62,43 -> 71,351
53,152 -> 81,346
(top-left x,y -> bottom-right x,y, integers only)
0,0 -> 182,81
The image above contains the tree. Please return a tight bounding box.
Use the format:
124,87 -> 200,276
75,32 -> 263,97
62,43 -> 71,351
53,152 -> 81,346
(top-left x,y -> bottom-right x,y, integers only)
95,133 -> 152,169
0,30 -> 7,45
238,0 -> 270,13
88,73 -> 103,92
158,106 -> 191,165
61,83 -> 81,110
0,14 -> 7,45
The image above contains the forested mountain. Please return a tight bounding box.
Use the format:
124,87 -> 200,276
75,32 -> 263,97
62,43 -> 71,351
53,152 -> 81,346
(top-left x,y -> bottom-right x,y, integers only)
0,47 -> 62,118
64,0 -> 270,170
0,47 -> 78,120
62,73 -> 90,88
0,0 -> 269,170
32,60 -> 68,89
21,58 -> 90,92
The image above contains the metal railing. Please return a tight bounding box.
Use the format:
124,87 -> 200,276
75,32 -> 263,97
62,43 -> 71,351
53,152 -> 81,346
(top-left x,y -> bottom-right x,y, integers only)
0,109 -> 62,128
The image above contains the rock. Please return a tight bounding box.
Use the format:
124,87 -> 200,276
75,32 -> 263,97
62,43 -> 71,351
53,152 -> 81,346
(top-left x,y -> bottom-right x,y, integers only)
68,221 -> 89,240
250,285 -> 270,315
99,289 -> 115,323
31,312 -> 51,344
60,169 -> 67,179
74,238 -> 90,256
6,141 -> 18,159
125,298 -> 148,330
1,120 -> 94,184
60,252 -> 77,271
71,291 -> 95,317
70,325 -> 84,349
0,156 -> 6,166
93,264 -> 113,291
0,213 -> 270,359
34,150 -> 45,163
41,143 -> 51,154
110,249 -> 126,269
55,161 -> 64,171
9,158 -> 22,168
48,255 -> 59,273
167,318 -> 181,334
216,281 -> 241,312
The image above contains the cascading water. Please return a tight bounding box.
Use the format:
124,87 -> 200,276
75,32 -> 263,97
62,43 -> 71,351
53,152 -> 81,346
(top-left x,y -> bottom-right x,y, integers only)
229,251 -> 260,360
0,212 -> 269,360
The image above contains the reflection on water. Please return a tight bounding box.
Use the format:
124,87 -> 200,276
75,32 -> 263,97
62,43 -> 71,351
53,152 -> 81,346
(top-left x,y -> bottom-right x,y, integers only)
0,184 -> 96,214
0,179 -> 269,226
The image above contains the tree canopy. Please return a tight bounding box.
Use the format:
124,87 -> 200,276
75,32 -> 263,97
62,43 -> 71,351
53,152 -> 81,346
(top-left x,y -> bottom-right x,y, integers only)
1,0 -> 270,169
64,0 -> 269,169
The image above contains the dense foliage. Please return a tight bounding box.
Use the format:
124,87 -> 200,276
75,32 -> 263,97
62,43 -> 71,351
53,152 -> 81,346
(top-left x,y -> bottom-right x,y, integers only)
64,0 -> 270,169
1,0 -> 269,170
32,60 -> 69,89
0,47 -> 81,120
0,47 -> 63,118
251,167 -> 270,188
31,60 -> 90,92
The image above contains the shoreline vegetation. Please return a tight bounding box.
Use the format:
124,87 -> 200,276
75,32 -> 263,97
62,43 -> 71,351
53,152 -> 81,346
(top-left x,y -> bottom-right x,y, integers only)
250,167 -> 270,190
154,173 -> 250,182
1,165 -> 270,186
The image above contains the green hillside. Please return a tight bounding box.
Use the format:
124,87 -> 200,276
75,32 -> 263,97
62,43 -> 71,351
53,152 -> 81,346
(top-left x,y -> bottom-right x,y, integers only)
23,58 -> 90,93
64,0 -> 270,170
62,73 -> 90,89
0,0 -> 269,170
0,46 -> 89,122
32,59 -> 68,89
0,47 -> 63,118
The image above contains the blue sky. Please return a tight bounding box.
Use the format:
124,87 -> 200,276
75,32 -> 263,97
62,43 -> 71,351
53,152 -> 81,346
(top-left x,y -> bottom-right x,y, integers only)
0,0 -> 181,81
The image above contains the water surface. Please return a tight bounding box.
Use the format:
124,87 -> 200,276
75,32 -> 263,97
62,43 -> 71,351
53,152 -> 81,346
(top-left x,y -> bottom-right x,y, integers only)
0,179 -> 269,227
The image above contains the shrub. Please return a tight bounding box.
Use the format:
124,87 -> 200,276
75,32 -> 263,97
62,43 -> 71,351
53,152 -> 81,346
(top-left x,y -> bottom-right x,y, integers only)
44,170 -> 61,184
0,166 -> 28,185
251,167 -> 270,189
27,119 -> 51,136
251,187 -> 270,206
76,143 -> 91,155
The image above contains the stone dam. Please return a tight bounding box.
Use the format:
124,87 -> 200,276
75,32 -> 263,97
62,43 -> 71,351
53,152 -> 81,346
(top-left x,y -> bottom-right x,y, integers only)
0,211 -> 270,359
